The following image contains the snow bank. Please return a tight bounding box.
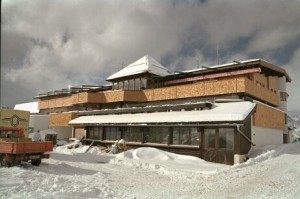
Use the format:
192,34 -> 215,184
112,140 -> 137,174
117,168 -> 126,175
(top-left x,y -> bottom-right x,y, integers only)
1,143 -> 300,198
234,142 -> 300,168
113,147 -> 228,176
54,140 -> 101,155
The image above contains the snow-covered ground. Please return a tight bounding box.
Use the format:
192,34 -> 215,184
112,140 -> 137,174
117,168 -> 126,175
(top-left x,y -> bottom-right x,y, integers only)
1,142 -> 300,199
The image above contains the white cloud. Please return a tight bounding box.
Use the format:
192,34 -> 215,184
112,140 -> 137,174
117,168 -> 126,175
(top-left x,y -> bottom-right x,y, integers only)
1,0 -> 300,114
285,48 -> 300,115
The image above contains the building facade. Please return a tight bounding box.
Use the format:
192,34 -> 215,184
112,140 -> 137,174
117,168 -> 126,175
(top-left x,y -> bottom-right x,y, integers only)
35,55 -> 291,164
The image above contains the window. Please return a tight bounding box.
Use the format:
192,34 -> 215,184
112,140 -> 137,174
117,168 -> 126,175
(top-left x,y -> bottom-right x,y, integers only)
144,127 -> 169,144
141,78 -> 147,89
118,81 -> 123,90
113,82 -> 118,90
280,91 -> 288,101
124,127 -> 143,142
134,78 -> 141,90
87,127 -> 103,140
219,128 -> 234,149
129,79 -> 134,90
172,127 -> 191,145
124,80 -> 129,90
161,127 -> 170,144
179,127 -> 190,144
190,127 -> 200,146
104,127 -> 121,140
204,129 -> 216,148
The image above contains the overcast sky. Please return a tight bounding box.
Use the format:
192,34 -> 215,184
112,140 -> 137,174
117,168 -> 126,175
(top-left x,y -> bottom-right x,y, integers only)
1,0 -> 300,115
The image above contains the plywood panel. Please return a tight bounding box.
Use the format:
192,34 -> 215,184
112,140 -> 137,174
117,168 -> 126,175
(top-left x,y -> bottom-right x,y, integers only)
49,112 -> 78,127
71,94 -> 80,104
55,98 -> 63,107
143,89 -> 154,101
123,91 -> 147,102
48,100 -> 56,107
103,91 -> 124,102
88,93 -> 105,103
176,82 -> 205,98
244,78 -> 279,106
38,76 -> 281,109
62,96 -> 73,107
236,78 -> 246,92
253,104 -> 285,130
38,101 -> 49,109
78,93 -> 88,103
268,76 -> 278,94
253,73 -> 268,88
152,87 -> 177,101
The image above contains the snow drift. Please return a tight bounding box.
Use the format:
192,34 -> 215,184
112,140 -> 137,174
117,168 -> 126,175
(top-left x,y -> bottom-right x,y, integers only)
1,143 -> 299,199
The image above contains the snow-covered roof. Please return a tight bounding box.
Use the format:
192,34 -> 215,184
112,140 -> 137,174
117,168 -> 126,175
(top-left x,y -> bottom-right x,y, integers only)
181,59 -> 291,82
69,101 -> 256,125
14,102 -> 39,114
183,59 -> 261,73
107,55 -> 171,81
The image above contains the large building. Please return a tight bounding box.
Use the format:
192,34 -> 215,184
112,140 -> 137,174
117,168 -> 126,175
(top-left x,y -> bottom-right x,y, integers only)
35,55 -> 291,164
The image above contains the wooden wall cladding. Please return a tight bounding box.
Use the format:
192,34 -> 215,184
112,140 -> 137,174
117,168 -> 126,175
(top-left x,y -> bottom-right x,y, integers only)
38,100 -> 49,109
103,90 -> 125,102
62,96 -> 73,106
176,82 -> 205,98
205,79 -> 237,95
49,112 -> 78,127
253,73 -> 268,88
151,87 -> 177,101
39,76 -> 280,109
253,103 -> 285,130
268,76 -> 278,93
244,78 -> 279,106
123,91 -> 147,102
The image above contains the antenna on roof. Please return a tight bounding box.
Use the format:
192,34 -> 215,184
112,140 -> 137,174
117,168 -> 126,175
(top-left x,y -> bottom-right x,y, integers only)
217,44 -> 220,65
121,61 -> 125,69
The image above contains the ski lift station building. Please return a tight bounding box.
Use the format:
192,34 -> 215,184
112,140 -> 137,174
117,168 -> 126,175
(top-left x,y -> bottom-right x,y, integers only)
34,55 -> 291,164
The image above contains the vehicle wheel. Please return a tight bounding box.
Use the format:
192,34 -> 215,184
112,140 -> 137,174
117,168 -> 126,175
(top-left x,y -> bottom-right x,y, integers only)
0,155 -> 11,167
31,159 -> 41,166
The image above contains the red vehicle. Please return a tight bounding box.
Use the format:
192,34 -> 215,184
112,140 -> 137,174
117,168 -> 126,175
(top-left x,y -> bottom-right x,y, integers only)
0,127 -> 53,167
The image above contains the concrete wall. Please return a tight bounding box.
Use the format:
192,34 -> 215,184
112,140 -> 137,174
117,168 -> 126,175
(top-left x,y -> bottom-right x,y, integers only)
252,126 -> 283,147
51,127 -> 72,140
29,115 -> 49,132
278,76 -> 287,112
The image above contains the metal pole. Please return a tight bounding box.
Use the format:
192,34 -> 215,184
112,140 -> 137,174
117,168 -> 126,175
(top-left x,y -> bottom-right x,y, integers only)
0,0 -> 2,108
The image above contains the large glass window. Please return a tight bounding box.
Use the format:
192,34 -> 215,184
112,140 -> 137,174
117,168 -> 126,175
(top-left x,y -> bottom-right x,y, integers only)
144,127 -> 169,144
179,127 -> 190,144
113,82 -> 118,90
118,81 -> 123,90
204,129 -> 216,148
172,127 -> 191,145
141,78 -> 147,89
190,127 -> 200,146
219,128 -> 234,149
105,127 -> 121,140
161,127 -> 170,144
134,78 -> 141,90
124,80 -> 129,90
129,79 -> 134,90
124,127 -> 143,142
88,127 -> 103,140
